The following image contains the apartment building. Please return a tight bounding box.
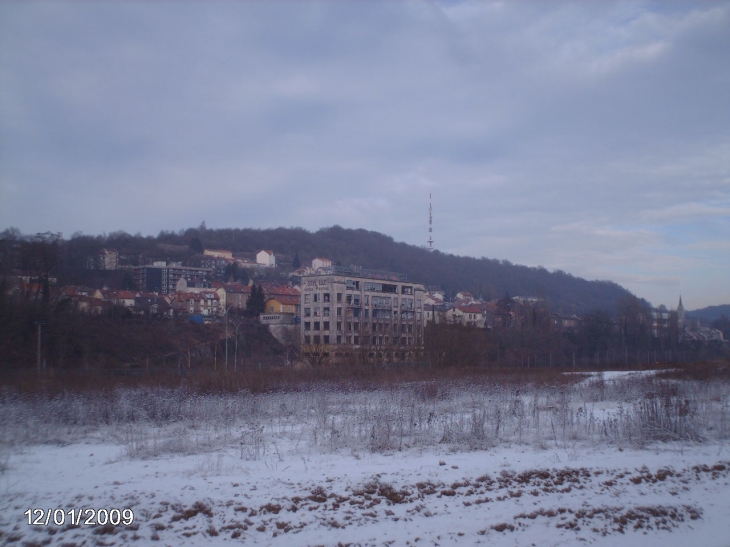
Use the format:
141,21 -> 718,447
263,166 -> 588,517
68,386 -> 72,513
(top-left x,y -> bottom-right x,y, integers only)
300,266 -> 425,358
133,261 -> 213,294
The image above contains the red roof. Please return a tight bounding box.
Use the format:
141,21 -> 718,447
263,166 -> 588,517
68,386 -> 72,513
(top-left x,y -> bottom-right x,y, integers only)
266,295 -> 300,306
260,282 -> 299,297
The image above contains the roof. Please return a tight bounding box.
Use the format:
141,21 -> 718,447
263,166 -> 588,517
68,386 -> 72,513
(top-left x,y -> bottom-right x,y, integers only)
456,305 -> 483,314
222,283 -> 251,294
260,282 -> 300,297
266,295 -> 300,306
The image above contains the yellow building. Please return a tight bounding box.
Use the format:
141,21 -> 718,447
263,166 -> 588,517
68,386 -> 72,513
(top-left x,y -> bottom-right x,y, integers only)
264,295 -> 300,315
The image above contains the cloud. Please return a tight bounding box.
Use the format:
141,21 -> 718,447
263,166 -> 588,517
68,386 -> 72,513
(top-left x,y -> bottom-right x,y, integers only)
0,1 -> 728,309
639,203 -> 730,223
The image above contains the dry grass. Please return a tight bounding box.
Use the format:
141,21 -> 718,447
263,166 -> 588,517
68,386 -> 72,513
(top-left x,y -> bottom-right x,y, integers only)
1,363 -> 591,396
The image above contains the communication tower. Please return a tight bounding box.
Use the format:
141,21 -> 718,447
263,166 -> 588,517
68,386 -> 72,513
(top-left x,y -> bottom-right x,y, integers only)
428,193 -> 434,252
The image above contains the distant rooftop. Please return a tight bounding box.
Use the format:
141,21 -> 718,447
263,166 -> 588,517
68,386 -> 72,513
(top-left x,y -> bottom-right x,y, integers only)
305,265 -> 408,282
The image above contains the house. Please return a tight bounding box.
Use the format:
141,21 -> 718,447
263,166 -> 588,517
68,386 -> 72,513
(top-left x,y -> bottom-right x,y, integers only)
446,304 -> 485,328
199,291 -> 221,316
204,249 -> 233,259
265,295 -> 301,315
551,313 -> 582,332
114,290 -> 138,308
261,295 -> 301,334
64,294 -> 111,315
257,250 -> 276,267
134,295 -> 174,318
86,248 -> 118,270
424,302 -> 451,324
219,282 -> 251,312
312,257 -> 332,271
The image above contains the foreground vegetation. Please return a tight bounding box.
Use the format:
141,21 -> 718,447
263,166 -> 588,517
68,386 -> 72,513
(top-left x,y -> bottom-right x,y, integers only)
1,362 -> 728,459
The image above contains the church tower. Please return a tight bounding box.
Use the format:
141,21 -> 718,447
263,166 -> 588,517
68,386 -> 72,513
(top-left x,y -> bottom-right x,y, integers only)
677,296 -> 685,331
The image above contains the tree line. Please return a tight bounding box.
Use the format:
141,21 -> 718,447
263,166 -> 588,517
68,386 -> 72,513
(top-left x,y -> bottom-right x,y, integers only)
2,224 -> 636,315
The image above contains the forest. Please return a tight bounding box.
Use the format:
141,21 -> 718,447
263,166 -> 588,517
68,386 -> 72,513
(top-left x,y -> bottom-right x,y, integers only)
1,224 -> 635,314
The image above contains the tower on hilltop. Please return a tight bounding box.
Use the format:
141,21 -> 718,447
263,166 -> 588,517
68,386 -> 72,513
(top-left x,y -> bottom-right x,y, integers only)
428,193 -> 434,252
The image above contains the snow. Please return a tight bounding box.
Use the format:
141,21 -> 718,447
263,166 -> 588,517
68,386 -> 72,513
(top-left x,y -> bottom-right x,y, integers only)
1,374 -> 729,546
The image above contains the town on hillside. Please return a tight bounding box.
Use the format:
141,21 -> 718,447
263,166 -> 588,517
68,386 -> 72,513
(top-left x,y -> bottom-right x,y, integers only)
4,242 -> 726,371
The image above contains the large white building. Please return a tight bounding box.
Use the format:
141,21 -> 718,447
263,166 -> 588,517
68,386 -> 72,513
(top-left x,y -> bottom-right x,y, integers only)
300,265 -> 425,363
256,250 -> 276,267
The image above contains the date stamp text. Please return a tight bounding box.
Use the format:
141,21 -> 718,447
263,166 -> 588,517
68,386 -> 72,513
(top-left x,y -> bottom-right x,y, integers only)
24,508 -> 135,527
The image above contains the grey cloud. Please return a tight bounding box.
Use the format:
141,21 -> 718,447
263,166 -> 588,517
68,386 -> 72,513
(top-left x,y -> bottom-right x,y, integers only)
1,1 -> 728,308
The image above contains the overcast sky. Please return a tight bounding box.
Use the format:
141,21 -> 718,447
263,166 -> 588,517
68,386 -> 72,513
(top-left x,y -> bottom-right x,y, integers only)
1,1 -> 728,309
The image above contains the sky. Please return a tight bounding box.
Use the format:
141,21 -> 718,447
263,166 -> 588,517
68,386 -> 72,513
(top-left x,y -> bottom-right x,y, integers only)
1,1 -> 728,310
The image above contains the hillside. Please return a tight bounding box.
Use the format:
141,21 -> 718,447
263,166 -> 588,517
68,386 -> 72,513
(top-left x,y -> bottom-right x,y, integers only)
687,305 -> 730,324
1,225 -> 636,315
158,225 -> 633,314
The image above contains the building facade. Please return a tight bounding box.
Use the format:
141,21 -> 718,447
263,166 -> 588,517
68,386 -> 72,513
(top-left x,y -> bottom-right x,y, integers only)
257,250 -> 276,267
300,266 -> 425,362
133,262 -> 213,294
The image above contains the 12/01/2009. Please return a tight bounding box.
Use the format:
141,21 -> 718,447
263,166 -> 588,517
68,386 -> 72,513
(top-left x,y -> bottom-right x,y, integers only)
24,508 -> 134,526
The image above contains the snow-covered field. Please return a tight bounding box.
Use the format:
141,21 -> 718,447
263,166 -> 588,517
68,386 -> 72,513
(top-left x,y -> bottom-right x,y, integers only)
1,370 -> 729,547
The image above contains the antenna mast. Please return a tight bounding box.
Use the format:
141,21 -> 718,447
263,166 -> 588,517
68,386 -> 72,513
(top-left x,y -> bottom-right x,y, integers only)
428,193 -> 434,252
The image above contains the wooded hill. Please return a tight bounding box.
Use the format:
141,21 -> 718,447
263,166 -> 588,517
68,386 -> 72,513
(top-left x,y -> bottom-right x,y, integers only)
3,225 -> 637,315
687,305 -> 730,324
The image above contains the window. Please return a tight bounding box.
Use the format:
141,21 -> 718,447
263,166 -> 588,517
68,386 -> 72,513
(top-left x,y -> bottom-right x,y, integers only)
337,335 -> 342,344
305,335 -> 311,344
337,321 -> 342,331
323,321 -> 330,330
270,305 -> 274,312
337,293 -> 342,302
314,322 -> 320,331
353,336 -> 359,345
304,308 -> 311,317
314,335 -> 320,344
364,295 -> 369,305
313,293 -> 319,303
354,322 -> 359,331
314,306 -> 321,317
304,294 -> 311,304
401,286 -> 413,295
347,322 -> 352,331
323,293 -> 331,303
364,309 -> 369,318
324,335 -> 330,344
304,322 -> 311,331
372,296 -> 392,308
337,307 -> 342,316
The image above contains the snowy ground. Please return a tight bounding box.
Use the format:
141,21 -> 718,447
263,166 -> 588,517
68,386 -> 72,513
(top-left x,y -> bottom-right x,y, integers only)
1,371 -> 729,546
